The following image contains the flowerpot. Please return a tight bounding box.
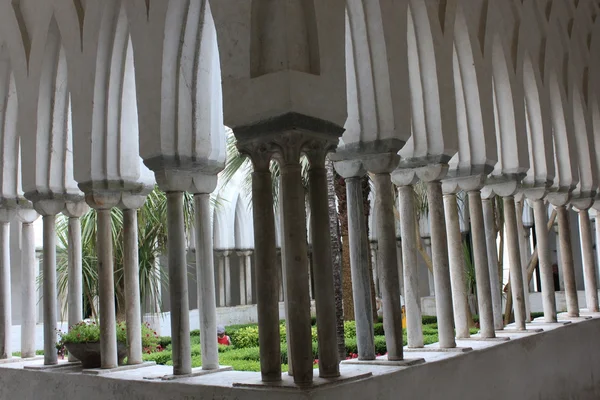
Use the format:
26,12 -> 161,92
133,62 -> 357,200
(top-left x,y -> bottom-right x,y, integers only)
65,342 -> 128,369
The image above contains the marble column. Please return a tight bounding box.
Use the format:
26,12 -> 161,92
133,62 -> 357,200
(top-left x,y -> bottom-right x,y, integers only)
16,209 -> 38,358
244,251 -> 253,305
370,242 -> 380,298
395,183 -> 424,348
425,180 -> 456,348
578,208 -> 599,312
482,198 -> 504,329
237,251 -> 247,306
97,209 -> 118,369
217,252 -> 225,307
242,145 -> 281,382
503,196 -> 526,330
556,205 -> 579,317
371,170 -> 404,361
166,192 -> 191,375
195,194 -> 219,370
123,208 -> 142,365
396,238 -> 404,297
224,251 -> 232,307
423,238 -> 435,296
306,145 -> 340,378
532,199 -> 557,322
515,199 -> 532,322
63,202 -> 89,362
335,160 -> 376,358
468,190 -> 495,338
442,192 -> 470,339
0,212 -> 11,359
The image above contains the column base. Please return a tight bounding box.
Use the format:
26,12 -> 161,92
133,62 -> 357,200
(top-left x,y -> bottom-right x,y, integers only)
233,369 -> 372,390
83,361 -> 157,375
146,365 -> 233,381
404,345 -> 472,353
341,357 -> 425,367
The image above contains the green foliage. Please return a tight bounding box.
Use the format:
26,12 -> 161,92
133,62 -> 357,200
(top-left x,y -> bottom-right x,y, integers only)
158,336 -> 172,349
230,325 -> 259,348
143,350 -> 173,365
373,322 -> 384,336
343,320 -> 356,339
421,315 -> 437,324
59,321 -> 159,352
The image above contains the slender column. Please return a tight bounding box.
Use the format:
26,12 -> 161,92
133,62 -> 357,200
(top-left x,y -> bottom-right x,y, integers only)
426,181 -> 455,348
123,209 -> 142,364
397,185 -> 424,347
237,252 -> 247,305
370,242 -> 380,298
0,220 -> 11,359
468,191 -> 495,338
482,198 -> 503,329
515,200 -> 532,322
596,216 -> 600,305
195,194 -> 219,370
532,200 -> 557,322
20,219 -> 37,358
423,238 -> 435,296
345,176 -> 376,358
277,195 -> 293,376
248,158 -> 281,382
396,239 -> 404,297
372,173 -> 404,360
245,251 -> 253,304
578,209 -> 599,312
556,206 -> 579,317
166,192 -> 191,375
43,215 -> 58,365
443,193 -> 470,339
503,196 -> 526,330
307,152 -> 340,378
67,217 -> 83,361
97,209 -> 118,369
218,253 -> 225,307
280,159 -> 313,384
224,251 -> 232,306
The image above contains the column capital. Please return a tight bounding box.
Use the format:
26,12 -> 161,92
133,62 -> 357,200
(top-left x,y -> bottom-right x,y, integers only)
521,187 -> 548,201
546,191 -> 571,207
333,159 -> 366,179
391,169 -> 418,187
15,202 -> 39,224
63,201 -> 90,218
481,175 -> 521,198
361,153 -> 399,174
571,196 -> 594,212
236,250 -> 254,257
79,181 -> 154,210
415,164 -> 448,183
442,174 -> 486,194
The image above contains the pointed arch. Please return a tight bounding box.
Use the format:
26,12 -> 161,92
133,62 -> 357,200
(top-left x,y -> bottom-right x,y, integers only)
0,43 -> 19,202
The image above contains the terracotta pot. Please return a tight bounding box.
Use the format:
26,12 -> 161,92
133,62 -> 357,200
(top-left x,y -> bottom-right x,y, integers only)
64,342 -> 127,369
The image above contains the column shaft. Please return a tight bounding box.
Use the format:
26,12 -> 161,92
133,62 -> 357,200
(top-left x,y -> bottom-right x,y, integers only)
578,209 -> 599,312
515,201 -> 532,322
426,181 -> 455,348
218,255 -> 225,307
468,191 -> 495,338
123,209 -> 142,364
245,253 -> 253,304
443,194 -> 470,339
97,209 -> 118,368
43,216 -> 58,365
482,199 -> 503,329
195,194 -> 219,370
0,222 -> 10,359
239,254 -> 246,306
308,166 -> 340,377
224,252 -> 231,306
166,193 -> 191,375
373,173 -> 404,360
397,185 -> 424,347
67,217 -> 83,362
21,222 -> 36,358
532,200 -> 557,322
557,206 -> 579,317
370,244 -> 380,298
251,170 -> 281,382
503,196 -> 526,330
346,177 -> 376,358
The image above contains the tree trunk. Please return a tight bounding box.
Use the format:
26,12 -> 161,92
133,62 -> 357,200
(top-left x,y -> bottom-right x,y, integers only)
335,173 -> 355,321
327,159 -> 346,360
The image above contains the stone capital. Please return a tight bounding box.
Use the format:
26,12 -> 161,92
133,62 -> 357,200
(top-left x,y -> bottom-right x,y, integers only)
334,159 -> 366,179
481,176 -> 520,198
361,153 -> 400,174
236,250 -> 253,257
570,197 -> 594,212
33,199 -> 67,216
546,191 -> 571,207
442,174 -> 486,194
152,170 -> 218,194
15,207 -> 39,224
391,168 -> 418,187
63,201 -> 90,218
415,164 -> 448,182
522,187 -> 547,201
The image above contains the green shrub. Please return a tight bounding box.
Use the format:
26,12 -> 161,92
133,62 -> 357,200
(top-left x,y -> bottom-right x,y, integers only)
373,322 -> 385,336
345,337 -> 357,356
374,336 -> 387,355
344,321 -> 356,339
421,315 -> 437,324
230,326 -> 259,348
158,336 -> 171,348
143,350 -> 173,365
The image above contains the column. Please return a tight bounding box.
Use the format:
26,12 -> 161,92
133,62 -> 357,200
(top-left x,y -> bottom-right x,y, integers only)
532,199 -> 557,322
237,251 -> 247,306
396,185 -> 424,348
482,198 -> 503,329
306,147 -> 340,378
468,190 -> 495,338
425,181 -> 456,348
503,196 -> 526,330
195,194 -> 219,370
556,206 -> 579,317
0,216 -> 11,359
370,242 -> 380,297
123,209 -> 142,365
372,172 -> 404,360
97,209 -> 118,369
166,192 -> 191,375
578,208 -> 599,312
18,210 -> 38,358
442,192 -> 470,339
245,251 -> 253,304
245,148 -> 281,382
217,252 -> 225,307
423,238 -> 435,296
515,199 -> 532,322
396,239 -> 404,297
42,214 -> 58,365
224,251 -> 232,306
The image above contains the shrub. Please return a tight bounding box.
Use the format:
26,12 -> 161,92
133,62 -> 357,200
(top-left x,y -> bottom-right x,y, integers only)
343,321 -> 356,339
143,349 -> 173,365
158,336 -> 172,348
230,326 -> 259,348
374,335 -> 387,355
344,337 -> 357,356
421,315 -> 437,324
373,322 -> 385,336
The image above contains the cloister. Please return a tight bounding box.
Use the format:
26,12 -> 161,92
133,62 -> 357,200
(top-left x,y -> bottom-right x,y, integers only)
0,0 -> 600,399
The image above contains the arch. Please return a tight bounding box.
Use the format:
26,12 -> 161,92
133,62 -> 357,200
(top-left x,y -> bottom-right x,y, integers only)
234,194 -> 254,249
0,43 -> 19,202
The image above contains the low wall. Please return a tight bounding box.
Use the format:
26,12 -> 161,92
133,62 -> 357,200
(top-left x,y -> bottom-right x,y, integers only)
1,316 -> 599,399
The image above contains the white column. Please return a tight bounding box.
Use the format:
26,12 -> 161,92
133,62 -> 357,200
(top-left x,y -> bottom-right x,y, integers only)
123,209 -> 142,365
0,217 -> 11,359
578,208 -> 599,312
370,242 -> 380,298
42,214 -> 58,365
482,198 -> 504,329
237,251 -> 247,306
556,205 -> 580,317
245,251 -> 253,305
18,209 -> 38,359
423,238 -> 435,296
532,199 -> 557,322
515,199 -> 532,322
194,194 -> 219,370
223,251 -> 232,306
503,196 -> 526,330
217,253 -> 225,307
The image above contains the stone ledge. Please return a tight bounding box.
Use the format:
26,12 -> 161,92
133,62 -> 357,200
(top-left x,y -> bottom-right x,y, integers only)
456,336 -> 510,342
142,365 -> 233,381
232,369 -> 372,390
341,357 -> 425,367
404,345 -> 472,353
24,360 -> 81,370
83,361 -> 157,375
